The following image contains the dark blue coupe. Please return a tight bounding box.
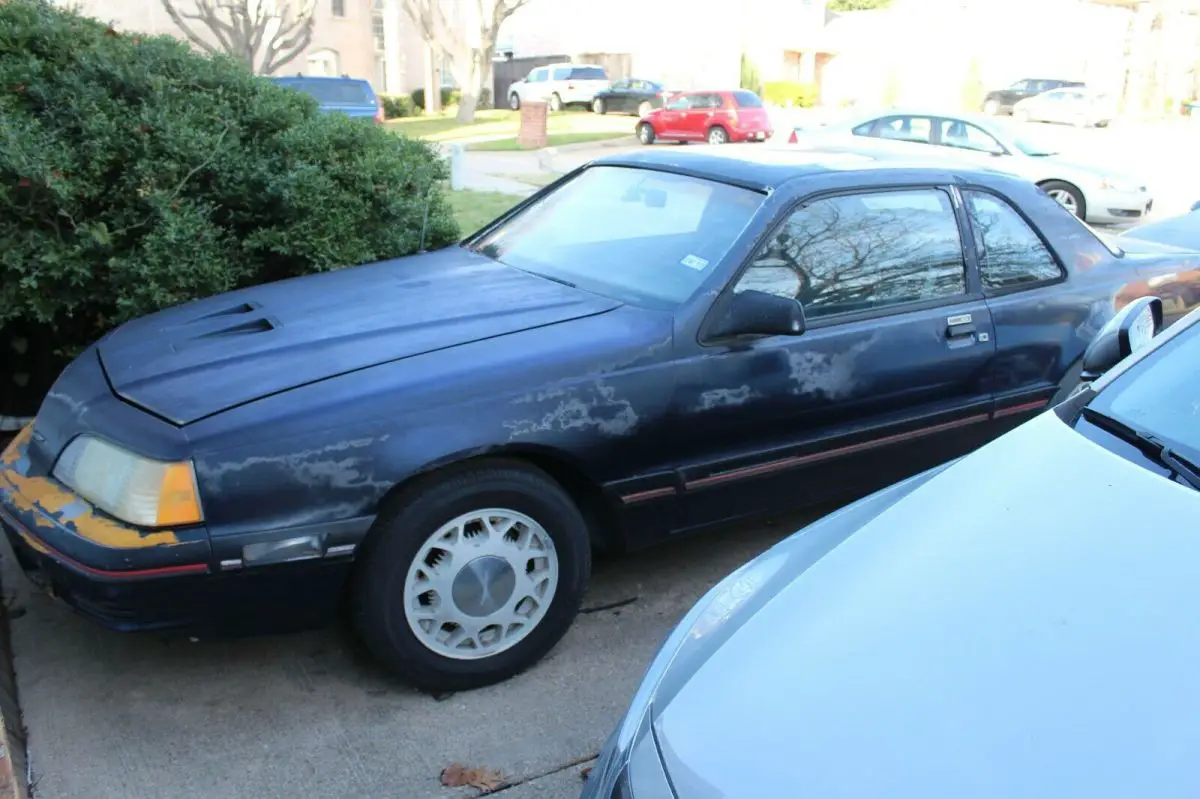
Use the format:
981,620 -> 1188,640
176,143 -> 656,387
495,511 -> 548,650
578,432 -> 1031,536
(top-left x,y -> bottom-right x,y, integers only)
3,148 -> 1198,691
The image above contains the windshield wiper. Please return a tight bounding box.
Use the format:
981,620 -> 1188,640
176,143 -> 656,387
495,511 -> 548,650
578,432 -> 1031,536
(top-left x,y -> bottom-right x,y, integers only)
1081,407 -> 1200,491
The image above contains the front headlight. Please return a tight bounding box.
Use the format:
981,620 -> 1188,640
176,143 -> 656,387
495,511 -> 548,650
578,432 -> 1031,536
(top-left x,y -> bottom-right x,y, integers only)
53,435 -> 203,527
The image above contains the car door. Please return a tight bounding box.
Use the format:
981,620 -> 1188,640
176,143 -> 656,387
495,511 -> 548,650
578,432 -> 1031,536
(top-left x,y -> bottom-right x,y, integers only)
524,67 -> 549,102
680,93 -> 717,139
607,79 -> 631,111
657,94 -> 693,136
934,118 -> 1007,163
672,185 -> 998,531
854,115 -> 937,156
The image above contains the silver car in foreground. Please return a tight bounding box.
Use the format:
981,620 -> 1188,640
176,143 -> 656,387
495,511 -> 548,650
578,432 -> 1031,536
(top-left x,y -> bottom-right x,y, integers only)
583,297 -> 1200,799
788,110 -> 1152,225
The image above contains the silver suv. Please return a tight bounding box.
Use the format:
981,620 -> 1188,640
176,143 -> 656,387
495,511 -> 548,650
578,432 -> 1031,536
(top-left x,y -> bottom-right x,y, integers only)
507,63 -> 610,112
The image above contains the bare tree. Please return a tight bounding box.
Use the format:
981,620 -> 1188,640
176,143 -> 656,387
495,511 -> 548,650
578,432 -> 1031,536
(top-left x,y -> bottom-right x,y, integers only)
160,0 -> 317,76
402,0 -> 532,122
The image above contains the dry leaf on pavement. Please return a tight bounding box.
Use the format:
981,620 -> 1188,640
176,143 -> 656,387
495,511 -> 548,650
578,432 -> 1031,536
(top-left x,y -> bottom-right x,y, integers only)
580,766 -> 593,780
440,763 -> 508,792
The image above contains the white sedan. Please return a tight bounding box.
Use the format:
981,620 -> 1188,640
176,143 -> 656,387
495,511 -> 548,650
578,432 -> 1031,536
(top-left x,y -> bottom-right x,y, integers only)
787,110 -> 1152,225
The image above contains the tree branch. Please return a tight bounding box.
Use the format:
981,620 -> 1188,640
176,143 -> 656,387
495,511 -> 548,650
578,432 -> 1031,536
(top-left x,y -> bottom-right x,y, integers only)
161,0 -> 315,74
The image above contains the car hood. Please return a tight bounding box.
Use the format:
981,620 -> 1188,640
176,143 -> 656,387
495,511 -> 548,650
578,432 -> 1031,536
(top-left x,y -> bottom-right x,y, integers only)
97,248 -> 621,425
653,410 -> 1200,798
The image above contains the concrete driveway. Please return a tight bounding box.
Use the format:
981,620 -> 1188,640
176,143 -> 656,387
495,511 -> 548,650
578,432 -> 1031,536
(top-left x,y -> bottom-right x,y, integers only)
2,508 -> 825,798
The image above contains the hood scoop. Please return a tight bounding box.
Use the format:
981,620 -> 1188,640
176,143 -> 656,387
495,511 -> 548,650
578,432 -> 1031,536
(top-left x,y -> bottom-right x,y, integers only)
171,314 -> 278,352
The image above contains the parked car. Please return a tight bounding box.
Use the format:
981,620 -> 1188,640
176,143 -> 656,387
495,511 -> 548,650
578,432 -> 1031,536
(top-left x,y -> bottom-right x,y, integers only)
637,90 -> 772,145
269,75 -> 383,122
1118,201 -> 1200,251
1012,86 -> 1117,127
788,110 -> 1152,224
591,78 -> 672,116
507,63 -> 610,112
2,148 -> 1197,692
582,296 -> 1200,799
982,77 -> 1085,115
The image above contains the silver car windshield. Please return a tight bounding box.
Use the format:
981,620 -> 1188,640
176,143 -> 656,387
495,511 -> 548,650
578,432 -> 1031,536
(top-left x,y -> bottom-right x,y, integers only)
469,165 -> 765,309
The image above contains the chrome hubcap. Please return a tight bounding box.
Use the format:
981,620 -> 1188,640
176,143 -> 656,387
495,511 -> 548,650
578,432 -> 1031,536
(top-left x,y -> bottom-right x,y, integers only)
403,509 -> 558,660
1048,189 -> 1079,215
709,129 -> 724,144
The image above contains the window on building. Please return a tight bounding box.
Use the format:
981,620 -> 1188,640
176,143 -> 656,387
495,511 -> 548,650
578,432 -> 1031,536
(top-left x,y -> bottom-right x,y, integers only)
372,12 -> 384,51
331,0 -> 345,16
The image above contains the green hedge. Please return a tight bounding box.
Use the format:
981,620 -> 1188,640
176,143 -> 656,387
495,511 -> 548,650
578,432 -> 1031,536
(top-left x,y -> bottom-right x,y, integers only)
0,0 -> 460,417
381,94 -> 417,118
762,81 -> 819,108
411,87 -> 462,111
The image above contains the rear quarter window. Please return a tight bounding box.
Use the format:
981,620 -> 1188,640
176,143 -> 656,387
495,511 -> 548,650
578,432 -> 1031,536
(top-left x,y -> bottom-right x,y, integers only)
732,90 -> 763,108
569,67 -> 608,80
276,79 -> 374,104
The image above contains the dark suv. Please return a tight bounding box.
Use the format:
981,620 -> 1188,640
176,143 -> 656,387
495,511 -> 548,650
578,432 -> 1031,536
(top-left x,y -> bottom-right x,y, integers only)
982,78 -> 1084,115
269,75 -> 384,122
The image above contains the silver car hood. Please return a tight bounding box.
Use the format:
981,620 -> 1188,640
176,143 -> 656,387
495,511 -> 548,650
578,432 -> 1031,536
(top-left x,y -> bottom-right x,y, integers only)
654,410 -> 1200,798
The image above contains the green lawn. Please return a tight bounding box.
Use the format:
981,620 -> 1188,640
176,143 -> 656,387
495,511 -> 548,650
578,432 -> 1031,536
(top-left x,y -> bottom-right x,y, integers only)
388,108 -> 633,144
466,131 -> 633,151
448,189 -> 521,235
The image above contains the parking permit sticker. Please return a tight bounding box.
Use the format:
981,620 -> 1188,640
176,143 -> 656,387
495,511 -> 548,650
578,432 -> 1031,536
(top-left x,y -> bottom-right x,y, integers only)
680,254 -> 709,271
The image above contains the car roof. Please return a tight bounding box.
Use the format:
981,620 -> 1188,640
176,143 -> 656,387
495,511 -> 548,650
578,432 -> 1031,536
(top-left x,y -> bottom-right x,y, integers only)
591,146 -> 1016,192
272,75 -> 370,83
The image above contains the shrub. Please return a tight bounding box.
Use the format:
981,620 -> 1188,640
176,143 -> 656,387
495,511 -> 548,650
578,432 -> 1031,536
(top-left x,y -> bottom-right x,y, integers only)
762,80 -> 819,108
411,87 -> 462,111
381,93 -> 416,118
0,0 -> 460,417
477,87 -> 493,110
739,54 -> 761,96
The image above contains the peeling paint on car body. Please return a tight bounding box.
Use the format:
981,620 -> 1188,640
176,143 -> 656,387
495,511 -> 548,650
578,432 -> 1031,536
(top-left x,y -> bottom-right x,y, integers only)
5,148 -> 1199,642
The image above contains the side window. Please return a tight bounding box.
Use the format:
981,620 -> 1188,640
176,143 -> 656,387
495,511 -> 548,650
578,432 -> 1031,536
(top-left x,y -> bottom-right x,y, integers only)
851,120 -> 875,136
529,68 -> 548,83
551,66 -> 571,81
874,116 -> 933,143
964,190 -> 1064,291
938,120 -> 1003,153
666,94 -> 691,110
1011,80 -> 1031,92
735,189 -> 967,319
610,80 -> 629,91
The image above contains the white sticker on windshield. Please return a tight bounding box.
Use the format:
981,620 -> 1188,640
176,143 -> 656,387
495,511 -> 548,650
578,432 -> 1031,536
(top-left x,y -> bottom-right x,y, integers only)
680,254 -> 709,271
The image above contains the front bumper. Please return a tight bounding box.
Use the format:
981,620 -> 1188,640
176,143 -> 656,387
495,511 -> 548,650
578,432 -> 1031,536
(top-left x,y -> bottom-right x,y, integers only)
0,427 -> 352,635
1087,186 -> 1153,224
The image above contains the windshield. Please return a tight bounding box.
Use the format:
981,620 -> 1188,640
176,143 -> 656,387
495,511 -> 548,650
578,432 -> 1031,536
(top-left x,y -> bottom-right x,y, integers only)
468,166 -> 764,309
1086,320 -> 1200,466
989,119 -> 1059,156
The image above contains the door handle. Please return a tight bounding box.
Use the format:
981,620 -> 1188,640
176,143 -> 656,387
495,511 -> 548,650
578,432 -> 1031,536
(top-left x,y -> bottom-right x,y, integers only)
945,313 -> 976,340
946,322 -> 976,339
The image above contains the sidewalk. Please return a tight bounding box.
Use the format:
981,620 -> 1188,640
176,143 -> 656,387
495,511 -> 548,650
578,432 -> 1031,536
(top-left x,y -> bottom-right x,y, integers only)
443,136 -> 639,196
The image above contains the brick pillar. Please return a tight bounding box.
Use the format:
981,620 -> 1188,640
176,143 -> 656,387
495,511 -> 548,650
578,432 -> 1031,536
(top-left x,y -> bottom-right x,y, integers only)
518,102 -> 548,149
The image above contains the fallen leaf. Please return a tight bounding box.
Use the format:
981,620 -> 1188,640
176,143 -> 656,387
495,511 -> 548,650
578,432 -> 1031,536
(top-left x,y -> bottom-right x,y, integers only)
580,766 -> 593,780
440,763 -> 507,792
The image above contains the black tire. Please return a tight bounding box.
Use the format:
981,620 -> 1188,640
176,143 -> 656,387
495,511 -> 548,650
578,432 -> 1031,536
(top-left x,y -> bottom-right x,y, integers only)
637,100 -> 653,117
592,97 -> 606,114
1039,179 -> 1087,220
353,460 -> 591,692
637,122 -> 656,145
707,125 -> 729,145
549,93 -> 563,112
508,93 -> 520,111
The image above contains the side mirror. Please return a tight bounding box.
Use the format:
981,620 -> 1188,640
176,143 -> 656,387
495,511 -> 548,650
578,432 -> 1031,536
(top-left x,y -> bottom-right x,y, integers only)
1080,295 -> 1164,381
709,290 -> 806,340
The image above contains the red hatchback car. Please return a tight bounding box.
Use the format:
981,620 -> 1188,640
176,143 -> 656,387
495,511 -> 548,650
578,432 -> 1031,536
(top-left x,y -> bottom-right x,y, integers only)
636,89 -> 773,145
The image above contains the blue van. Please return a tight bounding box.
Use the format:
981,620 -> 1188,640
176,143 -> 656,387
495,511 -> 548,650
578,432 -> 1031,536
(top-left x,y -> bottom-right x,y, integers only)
269,75 -> 383,122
